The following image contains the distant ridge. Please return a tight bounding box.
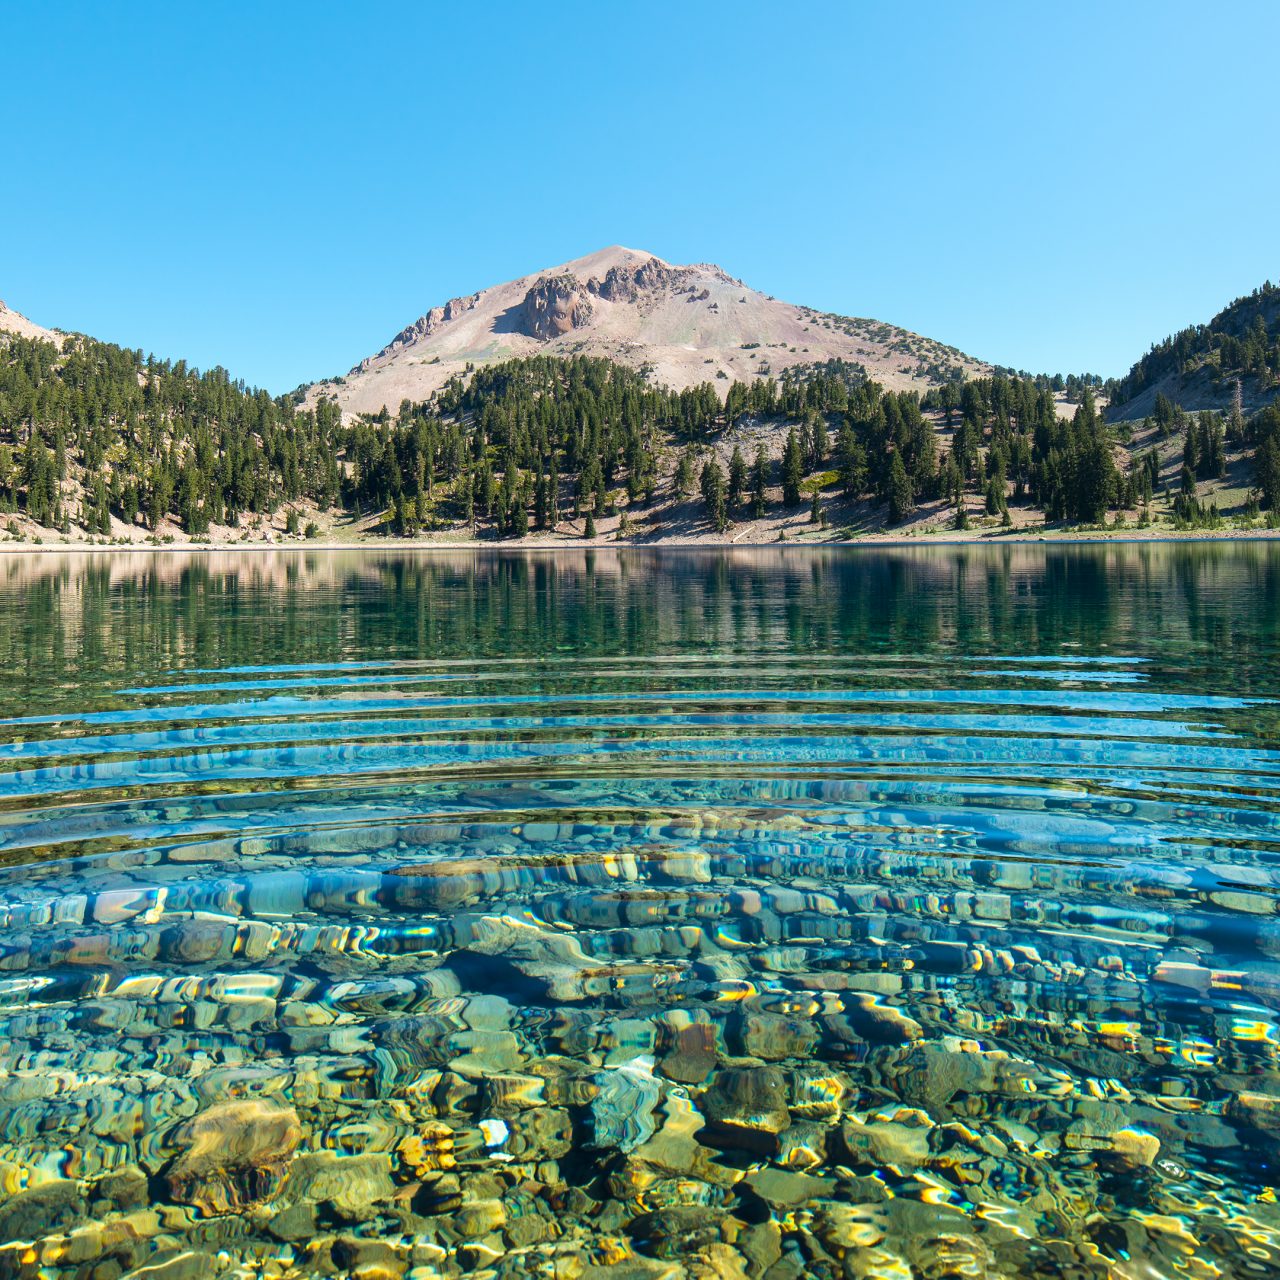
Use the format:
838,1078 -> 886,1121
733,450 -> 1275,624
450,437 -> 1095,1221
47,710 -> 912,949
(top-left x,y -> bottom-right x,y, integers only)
305,246 -> 993,415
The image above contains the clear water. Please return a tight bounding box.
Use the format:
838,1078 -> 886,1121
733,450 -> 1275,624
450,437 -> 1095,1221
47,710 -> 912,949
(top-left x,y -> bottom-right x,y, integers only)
0,544 -> 1279,1279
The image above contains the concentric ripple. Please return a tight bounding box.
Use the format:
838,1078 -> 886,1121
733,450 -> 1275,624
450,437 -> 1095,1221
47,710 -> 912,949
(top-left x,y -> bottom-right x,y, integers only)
0,545 -> 1278,1279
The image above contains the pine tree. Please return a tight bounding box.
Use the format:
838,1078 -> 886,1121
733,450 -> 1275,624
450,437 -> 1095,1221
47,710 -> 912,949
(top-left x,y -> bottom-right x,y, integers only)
751,445 -> 769,518
1183,421 -> 1199,477
809,411 -> 828,470
782,427 -> 804,506
534,472 -> 549,529
888,453 -> 914,523
674,449 -> 696,498
700,458 -> 729,532
728,446 -> 747,509
511,496 -> 529,537
1254,404 -> 1280,508
836,423 -> 866,498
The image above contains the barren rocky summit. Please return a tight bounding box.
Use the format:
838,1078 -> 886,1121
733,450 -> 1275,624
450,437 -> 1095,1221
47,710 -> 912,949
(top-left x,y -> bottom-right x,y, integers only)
308,246 -> 993,416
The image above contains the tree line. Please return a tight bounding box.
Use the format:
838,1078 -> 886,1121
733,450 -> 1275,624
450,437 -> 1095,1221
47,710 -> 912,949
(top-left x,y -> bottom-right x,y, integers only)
0,333 -> 343,534
2,329 -> 1278,542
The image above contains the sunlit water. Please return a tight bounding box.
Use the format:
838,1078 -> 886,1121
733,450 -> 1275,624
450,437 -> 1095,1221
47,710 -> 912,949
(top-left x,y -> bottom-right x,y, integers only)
0,544 -> 1278,1279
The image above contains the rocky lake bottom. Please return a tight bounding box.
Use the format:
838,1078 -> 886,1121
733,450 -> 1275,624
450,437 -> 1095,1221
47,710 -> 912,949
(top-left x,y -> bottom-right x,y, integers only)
0,545 -> 1277,1279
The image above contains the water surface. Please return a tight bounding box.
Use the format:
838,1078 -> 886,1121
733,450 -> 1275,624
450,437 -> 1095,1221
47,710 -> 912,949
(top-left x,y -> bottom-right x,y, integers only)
1,545 -> 1279,1278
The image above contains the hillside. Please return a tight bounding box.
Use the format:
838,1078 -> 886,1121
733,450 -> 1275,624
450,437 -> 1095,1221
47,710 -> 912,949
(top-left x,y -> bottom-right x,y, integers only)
305,246 -> 994,416
1,268 -> 1277,552
1107,281 -> 1280,420
0,300 -> 63,345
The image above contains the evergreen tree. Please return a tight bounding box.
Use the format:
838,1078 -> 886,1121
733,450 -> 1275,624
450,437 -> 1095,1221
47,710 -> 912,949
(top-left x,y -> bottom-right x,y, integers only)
674,449 -> 696,498
511,494 -> 529,537
1253,404 -> 1280,508
699,458 -> 729,532
809,411 -> 827,469
888,453 -> 914,523
1182,420 -> 1199,478
728,445 -> 747,509
782,427 -> 804,506
534,471 -> 549,529
835,423 -> 866,499
751,445 -> 769,518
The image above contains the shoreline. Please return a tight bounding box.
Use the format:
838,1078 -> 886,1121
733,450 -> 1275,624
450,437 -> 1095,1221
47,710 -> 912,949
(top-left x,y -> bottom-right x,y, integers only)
2,528 -> 1279,554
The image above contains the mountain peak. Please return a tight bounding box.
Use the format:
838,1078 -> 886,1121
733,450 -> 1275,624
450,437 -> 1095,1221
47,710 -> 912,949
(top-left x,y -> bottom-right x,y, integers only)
308,249 -> 990,415
555,245 -> 670,278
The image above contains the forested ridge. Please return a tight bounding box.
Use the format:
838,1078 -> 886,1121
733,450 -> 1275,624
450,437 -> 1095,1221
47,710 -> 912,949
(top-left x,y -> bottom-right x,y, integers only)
1,324 -> 1276,543
1108,281 -> 1280,408
0,333 -> 343,534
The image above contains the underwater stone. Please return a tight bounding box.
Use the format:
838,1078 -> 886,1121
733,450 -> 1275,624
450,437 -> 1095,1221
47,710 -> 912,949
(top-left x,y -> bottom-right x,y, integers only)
124,1250 -> 219,1280
396,1121 -> 457,1177
504,1108 -> 573,1161
736,1012 -> 819,1061
773,1120 -> 830,1170
452,1197 -> 507,1238
656,1016 -> 719,1085
832,993 -> 923,1045
697,1067 -> 790,1154
586,1058 -> 662,1152
737,1219 -> 784,1275
285,1151 -> 398,1221
1064,1120 -> 1161,1167
0,1178 -> 86,1246
786,1066 -> 852,1120
838,1108 -> 934,1171
166,1099 -> 301,1215
628,1205 -> 730,1260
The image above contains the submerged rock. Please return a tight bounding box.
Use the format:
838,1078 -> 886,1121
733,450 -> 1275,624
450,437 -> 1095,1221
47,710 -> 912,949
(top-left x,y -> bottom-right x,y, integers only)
0,1178 -> 86,1245
697,1067 -> 790,1155
166,1099 -> 301,1215
587,1057 -> 663,1152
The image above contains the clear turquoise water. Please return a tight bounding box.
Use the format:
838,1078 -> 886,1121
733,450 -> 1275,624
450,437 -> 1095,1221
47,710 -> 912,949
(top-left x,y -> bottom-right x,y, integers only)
0,544 -> 1278,1278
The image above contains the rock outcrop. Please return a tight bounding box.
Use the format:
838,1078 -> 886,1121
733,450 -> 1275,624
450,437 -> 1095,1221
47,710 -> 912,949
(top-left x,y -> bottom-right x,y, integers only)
515,273 -> 593,341
588,256 -> 689,303
358,292 -> 482,370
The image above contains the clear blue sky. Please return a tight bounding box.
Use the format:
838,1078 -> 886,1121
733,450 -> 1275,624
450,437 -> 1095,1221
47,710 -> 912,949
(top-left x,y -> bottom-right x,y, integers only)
3,1 -> 1277,393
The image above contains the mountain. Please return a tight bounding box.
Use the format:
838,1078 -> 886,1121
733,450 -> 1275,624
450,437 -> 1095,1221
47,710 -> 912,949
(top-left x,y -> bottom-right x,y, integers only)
1108,281 -> 1280,420
2,261 -> 1275,551
306,246 -> 993,416
0,299 -> 62,345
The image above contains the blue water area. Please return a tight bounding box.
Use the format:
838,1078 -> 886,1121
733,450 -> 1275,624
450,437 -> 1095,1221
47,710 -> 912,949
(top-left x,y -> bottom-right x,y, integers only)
0,543 -> 1278,1278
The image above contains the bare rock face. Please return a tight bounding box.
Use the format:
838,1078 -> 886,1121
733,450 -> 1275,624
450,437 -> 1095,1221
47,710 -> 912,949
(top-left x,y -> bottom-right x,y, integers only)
517,274 -> 593,340
167,1099 -> 302,1215
358,293 -> 481,371
588,256 -> 687,303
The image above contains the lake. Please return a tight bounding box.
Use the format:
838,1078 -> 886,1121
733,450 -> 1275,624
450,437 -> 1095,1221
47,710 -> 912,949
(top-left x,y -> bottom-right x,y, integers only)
0,544 -> 1278,1279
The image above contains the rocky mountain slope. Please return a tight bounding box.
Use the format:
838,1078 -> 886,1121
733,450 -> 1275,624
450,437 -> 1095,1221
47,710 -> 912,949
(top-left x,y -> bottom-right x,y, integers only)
0,300 -> 62,344
306,247 -> 993,416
